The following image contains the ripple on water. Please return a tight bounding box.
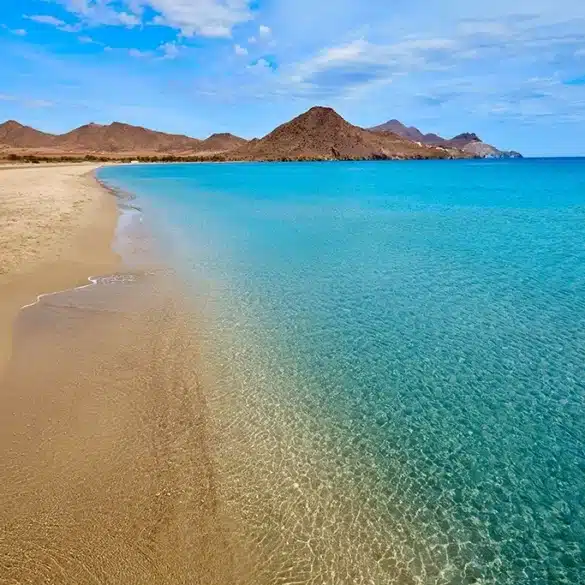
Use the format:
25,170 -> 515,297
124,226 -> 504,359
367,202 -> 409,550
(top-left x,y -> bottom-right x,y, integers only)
98,160 -> 585,585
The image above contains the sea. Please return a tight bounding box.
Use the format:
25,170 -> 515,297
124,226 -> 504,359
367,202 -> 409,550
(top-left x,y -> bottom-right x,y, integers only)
98,159 -> 585,585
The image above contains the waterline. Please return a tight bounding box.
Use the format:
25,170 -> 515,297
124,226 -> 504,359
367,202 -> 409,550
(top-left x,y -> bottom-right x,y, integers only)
98,160 -> 585,584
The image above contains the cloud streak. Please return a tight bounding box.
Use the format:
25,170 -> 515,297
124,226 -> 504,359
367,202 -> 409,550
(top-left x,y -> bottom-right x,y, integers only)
276,12 -> 585,103
25,13 -> 81,31
0,93 -> 54,108
49,0 -> 253,37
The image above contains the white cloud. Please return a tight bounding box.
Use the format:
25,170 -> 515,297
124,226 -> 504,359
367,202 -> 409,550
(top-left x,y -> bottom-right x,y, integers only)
259,24 -> 271,37
123,41 -> 181,59
247,57 -> 272,72
116,12 -> 141,26
0,25 -> 28,36
283,9 -> 585,102
248,36 -> 256,44
128,48 -> 151,58
313,39 -> 369,65
51,0 -> 253,37
234,44 -> 248,56
299,37 -> 456,75
24,14 -> 81,32
147,0 -> 253,36
159,41 -> 180,59
48,1 -> 141,28
288,37 -> 456,96
26,14 -> 68,27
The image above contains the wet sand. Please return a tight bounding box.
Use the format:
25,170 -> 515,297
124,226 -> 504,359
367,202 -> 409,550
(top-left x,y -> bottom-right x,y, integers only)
0,164 -> 119,373
0,272 -> 239,584
0,167 -> 240,583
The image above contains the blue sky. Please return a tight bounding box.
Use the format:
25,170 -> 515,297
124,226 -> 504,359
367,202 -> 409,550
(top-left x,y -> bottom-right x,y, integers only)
1,0 -> 585,156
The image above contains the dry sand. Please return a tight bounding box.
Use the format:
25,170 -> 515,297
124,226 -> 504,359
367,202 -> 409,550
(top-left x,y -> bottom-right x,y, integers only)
0,165 -> 242,583
0,163 -> 119,373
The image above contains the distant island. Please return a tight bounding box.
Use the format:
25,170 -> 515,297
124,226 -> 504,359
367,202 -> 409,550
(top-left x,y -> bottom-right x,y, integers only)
0,106 -> 522,163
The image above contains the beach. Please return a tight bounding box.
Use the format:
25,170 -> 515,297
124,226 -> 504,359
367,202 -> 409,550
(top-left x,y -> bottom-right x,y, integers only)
2,160 -> 584,584
0,164 -> 119,373
0,165 -> 238,584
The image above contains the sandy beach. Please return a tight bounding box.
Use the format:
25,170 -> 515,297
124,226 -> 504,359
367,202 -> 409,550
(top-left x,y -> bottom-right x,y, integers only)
0,165 -> 239,583
0,164 -> 119,373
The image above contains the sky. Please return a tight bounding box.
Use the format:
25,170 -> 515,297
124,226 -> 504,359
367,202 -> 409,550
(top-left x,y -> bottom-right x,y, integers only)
1,0 -> 585,156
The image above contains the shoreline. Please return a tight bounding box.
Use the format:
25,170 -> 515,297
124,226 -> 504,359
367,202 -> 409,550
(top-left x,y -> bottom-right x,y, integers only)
0,164 -> 120,374
0,165 -> 239,583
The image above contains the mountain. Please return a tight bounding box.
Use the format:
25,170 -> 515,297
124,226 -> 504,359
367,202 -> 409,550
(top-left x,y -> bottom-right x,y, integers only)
199,133 -> 248,152
0,120 -> 56,149
447,133 -> 481,148
369,120 -> 522,158
447,133 -> 522,158
230,107 -> 455,161
0,121 -> 246,155
369,119 -> 444,145
54,122 -> 203,153
0,111 -> 519,161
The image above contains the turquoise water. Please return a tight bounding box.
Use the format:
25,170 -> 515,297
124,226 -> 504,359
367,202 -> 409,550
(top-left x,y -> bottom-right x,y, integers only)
99,160 -> 585,584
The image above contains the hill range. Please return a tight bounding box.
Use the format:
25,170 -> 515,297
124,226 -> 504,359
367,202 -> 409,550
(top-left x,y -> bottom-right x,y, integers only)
0,106 -> 521,162
368,119 -> 521,159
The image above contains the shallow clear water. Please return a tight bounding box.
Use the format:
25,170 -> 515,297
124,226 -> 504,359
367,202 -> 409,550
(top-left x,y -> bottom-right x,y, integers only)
99,160 -> 585,584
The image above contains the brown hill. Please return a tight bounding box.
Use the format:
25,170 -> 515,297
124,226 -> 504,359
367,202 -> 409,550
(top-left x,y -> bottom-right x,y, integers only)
369,120 -> 522,158
446,132 -> 482,148
230,107 -> 453,161
0,120 -> 56,149
200,133 -> 247,152
0,120 -> 248,156
3,110 -> 519,162
369,119 -> 445,145
53,122 -> 203,153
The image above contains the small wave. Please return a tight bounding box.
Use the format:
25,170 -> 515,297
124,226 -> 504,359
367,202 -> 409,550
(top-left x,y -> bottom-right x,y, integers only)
20,273 -> 139,312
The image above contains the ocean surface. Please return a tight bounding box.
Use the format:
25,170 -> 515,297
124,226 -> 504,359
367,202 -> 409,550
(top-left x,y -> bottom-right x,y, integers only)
99,159 -> 585,585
